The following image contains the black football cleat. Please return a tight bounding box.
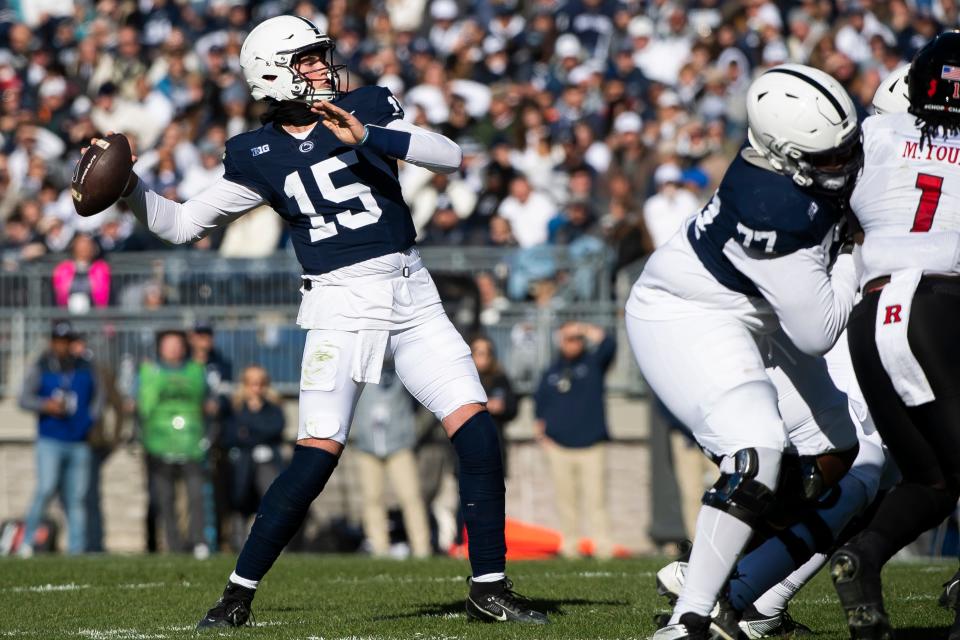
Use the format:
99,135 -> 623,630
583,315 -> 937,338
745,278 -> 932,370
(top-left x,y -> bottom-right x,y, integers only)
196,582 -> 256,630
650,612 -> 712,640
465,577 -> 549,624
830,546 -> 892,640
942,567 -> 960,610
739,604 -> 812,638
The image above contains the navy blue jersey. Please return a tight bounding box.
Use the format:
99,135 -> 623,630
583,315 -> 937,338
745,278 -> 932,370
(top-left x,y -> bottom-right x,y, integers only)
222,86 -> 414,275
687,150 -> 843,297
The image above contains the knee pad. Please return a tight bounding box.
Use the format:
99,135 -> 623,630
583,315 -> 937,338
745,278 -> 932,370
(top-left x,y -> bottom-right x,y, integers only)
702,448 -> 778,528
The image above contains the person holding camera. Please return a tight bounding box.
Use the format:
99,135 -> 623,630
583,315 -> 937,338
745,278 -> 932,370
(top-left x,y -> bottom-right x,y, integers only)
534,322 -> 615,559
18,320 -> 102,555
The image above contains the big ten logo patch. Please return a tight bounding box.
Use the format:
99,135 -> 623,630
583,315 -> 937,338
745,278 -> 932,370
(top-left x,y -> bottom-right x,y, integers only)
883,304 -> 903,325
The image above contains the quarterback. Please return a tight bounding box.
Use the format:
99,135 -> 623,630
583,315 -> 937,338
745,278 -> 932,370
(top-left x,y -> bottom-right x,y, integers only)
83,16 -> 546,628
626,64 -> 864,640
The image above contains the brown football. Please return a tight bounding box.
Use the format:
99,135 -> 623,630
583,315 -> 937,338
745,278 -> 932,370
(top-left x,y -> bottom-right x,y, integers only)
71,133 -> 134,217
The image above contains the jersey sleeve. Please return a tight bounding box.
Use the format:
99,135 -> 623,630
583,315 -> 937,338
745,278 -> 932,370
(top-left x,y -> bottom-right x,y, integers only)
222,140 -> 272,201
725,241 -> 858,355
359,86 -> 406,127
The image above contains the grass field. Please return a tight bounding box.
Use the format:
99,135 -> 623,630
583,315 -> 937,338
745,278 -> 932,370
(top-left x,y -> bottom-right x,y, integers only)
0,555 -> 956,639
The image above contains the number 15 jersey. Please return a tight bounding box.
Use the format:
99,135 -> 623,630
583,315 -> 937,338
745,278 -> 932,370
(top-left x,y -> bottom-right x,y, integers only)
850,112 -> 960,284
222,85 -> 414,275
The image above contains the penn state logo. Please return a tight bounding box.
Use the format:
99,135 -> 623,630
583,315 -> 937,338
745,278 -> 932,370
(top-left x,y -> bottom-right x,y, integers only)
299,141 -> 315,153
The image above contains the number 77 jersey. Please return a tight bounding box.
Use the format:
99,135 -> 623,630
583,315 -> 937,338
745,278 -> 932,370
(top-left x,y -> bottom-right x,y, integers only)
850,112 -> 960,282
221,85 -> 415,275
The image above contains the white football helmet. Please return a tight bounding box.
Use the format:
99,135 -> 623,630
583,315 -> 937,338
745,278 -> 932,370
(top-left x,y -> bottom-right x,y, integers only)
746,63 -> 861,192
240,16 -> 344,103
872,65 -> 910,115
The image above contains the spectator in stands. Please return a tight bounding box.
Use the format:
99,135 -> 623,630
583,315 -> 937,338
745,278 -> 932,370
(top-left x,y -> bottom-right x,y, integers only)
470,336 -> 517,474
351,361 -> 431,559
497,174 -> 556,248
222,365 -> 285,552
189,320 -> 233,399
18,321 -> 101,555
642,163 -> 700,248
1,211 -> 46,269
534,322 -> 615,559
52,233 -> 111,313
419,195 -> 468,246
137,330 -> 211,558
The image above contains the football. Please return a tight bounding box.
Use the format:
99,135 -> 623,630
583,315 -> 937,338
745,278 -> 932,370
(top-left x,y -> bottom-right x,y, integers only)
71,133 -> 134,217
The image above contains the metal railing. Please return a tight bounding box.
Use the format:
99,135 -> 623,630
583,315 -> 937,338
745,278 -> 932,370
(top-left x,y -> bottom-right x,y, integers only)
0,245 -> 612,309
0,304 -> 644,399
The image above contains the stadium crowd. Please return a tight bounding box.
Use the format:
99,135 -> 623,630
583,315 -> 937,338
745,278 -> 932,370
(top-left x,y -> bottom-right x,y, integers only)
0,0 -> 941,308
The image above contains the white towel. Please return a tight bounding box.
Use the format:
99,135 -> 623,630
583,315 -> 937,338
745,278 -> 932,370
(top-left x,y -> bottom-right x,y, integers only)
351,329 -> 389,384
875,269 -> 935,406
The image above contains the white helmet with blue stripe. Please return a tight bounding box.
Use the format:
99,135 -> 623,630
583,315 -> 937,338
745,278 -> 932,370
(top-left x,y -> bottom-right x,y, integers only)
746,63 -> 862,192
240,15 -> 344,103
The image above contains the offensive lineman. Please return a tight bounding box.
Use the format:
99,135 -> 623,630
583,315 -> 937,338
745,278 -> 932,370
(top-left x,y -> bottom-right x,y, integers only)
626,64 -> 864,639
654,66 -> 909,639
81,16 -> 547,628
831,31 -> 960,639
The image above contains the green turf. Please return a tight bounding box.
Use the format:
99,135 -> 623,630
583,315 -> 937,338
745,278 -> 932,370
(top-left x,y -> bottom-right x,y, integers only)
0,555 -> 955,638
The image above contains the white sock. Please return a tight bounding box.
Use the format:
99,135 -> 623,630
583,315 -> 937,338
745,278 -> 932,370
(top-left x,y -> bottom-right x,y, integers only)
752,553 -> 826,616
669,505 -> 753,624
229,572 -> 259,590
472,572 -> 506,583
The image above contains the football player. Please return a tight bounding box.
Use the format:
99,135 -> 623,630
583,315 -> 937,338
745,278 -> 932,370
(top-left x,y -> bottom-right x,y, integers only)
653,69 -> 910,639
82,16 -> 547,628
831,31 -> 960,639
625,64 -> 864,640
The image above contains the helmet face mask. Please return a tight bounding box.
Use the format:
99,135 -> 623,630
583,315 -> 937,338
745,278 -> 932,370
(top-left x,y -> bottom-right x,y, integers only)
282,41 -> 346,103
801,131 -> 863,192
241,16 -> 347,103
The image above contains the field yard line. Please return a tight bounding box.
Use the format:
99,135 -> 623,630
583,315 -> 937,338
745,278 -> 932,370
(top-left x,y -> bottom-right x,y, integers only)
802,593 -> 937,605
77,630 -> 167,640
117,582 -> 166,589
7,583 -> 90,593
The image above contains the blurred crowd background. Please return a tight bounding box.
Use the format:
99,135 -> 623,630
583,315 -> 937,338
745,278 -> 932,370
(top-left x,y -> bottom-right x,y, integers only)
0,0 -> 955,556
0,0 -> 935,291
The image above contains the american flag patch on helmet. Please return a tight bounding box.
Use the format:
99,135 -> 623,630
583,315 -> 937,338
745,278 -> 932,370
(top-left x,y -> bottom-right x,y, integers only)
941,65 -> 960,80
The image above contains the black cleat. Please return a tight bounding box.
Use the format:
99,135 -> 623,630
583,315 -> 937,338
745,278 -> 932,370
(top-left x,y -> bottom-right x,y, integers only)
713,596 -> 748,640
942,567 -> 960,610
830,546 -> 892,640
465,577 -> 549,624
196,582 -> 256,630
651,612 -> 712,640
739,604 -> 812,638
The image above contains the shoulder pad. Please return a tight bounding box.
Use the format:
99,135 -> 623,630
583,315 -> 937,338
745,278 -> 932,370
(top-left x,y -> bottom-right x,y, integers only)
340,85 -> 404,127
720,155 -> 840,254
